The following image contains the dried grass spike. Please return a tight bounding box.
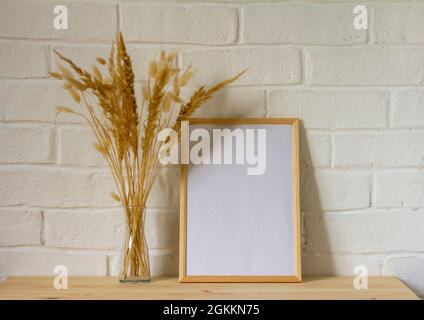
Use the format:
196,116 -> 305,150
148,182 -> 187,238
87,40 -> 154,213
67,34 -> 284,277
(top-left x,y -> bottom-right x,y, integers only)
110,192 -> 121,202
93,143 -> 107,155
148,61 -> 157,79
49,72 -> 63,80
173,75 -> 180,95
64,76 -> 87,91
96,57 -> 106,65
162,92 -> 172,112
92,65 -> 103,80
68,87 -> 81,103
57,64 -> 73,78
179,65 -> 195,86
54,105 -> 83,122
166,50 -> 178,62
142,86 -> 150,101
171,93 -> 184,104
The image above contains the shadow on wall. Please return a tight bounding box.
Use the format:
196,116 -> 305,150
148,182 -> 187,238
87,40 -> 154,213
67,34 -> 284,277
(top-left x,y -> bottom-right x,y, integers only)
299,121 -> 335,276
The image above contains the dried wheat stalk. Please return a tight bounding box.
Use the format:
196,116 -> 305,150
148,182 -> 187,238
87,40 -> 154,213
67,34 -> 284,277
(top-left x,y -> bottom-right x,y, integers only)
51,32 -> 244,280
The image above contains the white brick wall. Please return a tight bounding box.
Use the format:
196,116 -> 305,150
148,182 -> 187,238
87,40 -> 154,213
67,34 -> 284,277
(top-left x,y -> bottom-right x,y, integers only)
122,4 -> 238,45
0,1 -> 117,41
242,4 -> 367,45
0,0 -> 423,297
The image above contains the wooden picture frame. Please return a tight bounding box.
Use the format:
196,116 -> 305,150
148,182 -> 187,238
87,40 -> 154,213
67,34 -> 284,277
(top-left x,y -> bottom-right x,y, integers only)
179,118 -> 301,283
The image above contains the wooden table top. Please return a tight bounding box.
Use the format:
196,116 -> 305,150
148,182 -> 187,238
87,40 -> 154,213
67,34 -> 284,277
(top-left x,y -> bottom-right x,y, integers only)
0,276 -> 418,300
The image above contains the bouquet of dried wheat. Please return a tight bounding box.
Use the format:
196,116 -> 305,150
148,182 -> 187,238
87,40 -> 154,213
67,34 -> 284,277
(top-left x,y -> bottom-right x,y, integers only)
50,32 -> 244,282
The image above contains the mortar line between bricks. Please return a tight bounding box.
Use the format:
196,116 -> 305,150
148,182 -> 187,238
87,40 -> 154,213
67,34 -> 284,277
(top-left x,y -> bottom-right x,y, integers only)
302,250 -> 424,257
6,35 -> 424,48
263,90 -> 268,117
0,205 -> 180,212
106,255 -> 111,276
367,4 -> 375,45
330,133 -> 335,167
40,210 -> 46,246
0,205 -> 178,211
0,162 -> 180,171
3,78 -> 424,91
53,125 -> 60,165
302,249 -> 424,256
0,246 -> 176,255
111,1 -> 418,4
370,171 -> 376,208
301,48 -> 309,85
310,127 -> 424,133
5,82 -> 424,93
3,205 -> 424,214
41,245 -> 179,252
120,1 -> 245,8
2,162 -> 424,171
45,44 -> 53,74
331,166 -> 424,171
388,91 -> 395,128
4,121 -> 424,133
2,121 -> 423,132
304,207 -> 424,214
0,121 -> 61,129
237,6 -> 243,45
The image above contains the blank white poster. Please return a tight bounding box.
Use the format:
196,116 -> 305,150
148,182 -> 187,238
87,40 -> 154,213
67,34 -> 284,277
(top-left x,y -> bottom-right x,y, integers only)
186,124 -> 295,276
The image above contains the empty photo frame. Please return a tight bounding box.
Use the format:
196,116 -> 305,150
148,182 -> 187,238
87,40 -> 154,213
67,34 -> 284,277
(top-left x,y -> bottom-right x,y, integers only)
179,118 -> 301,282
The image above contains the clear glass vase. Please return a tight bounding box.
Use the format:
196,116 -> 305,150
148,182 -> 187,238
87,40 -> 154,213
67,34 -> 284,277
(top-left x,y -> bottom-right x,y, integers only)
119,207 -> 151,283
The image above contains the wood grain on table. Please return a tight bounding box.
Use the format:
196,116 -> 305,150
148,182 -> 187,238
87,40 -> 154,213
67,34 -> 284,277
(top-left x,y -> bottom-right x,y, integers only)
0,276 -> 418,300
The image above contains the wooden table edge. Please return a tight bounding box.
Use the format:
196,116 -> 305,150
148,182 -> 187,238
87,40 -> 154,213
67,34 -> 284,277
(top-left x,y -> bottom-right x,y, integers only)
0,276 -> 419,300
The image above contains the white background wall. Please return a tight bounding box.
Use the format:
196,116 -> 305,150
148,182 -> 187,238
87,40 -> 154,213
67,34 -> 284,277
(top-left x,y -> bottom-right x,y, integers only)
0,0 -> 423,297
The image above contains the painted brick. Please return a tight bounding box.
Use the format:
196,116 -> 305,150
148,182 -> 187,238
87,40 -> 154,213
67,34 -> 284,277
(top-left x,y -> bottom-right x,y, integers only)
308,47 -> 424,86
374,4 -> 424,44
303,252 -> 383,275
44,208 -> 178,250
182,48 -> 302,86
268,90 -> 388,129
44,210 -> 122,249
188,87 -> 265,118
145,209 -> 179,249
0,0 -> 117,41
304,210 -> 424,253
122,4 -> 237,45
0,166 -> 178,209
0,249 -> 107,276
302,169 -> 371,211
59,126 -> 105,167
147,167 -> 179,209
52,45 -> 160,82
0,167 -> 116,208
0,41 -> 47,78
375,171 -> 424,208
0,83 -> 80,123
300,131 -> 331,167
243,4 -> 366,45
0,209 -> 41,246
392,91 -> 424,128
0,124 -> 53,163
149,250 -> 178,276
334,132 -> 424,167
